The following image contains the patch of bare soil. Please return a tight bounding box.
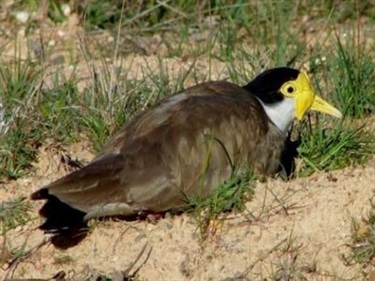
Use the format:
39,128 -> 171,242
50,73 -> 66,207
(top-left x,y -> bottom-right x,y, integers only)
1,140 -> 374,280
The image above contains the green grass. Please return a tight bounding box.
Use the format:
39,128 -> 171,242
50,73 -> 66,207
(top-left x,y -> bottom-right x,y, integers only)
269,232 -> 317,280
0,197 -> 32,234
0,54 -> 85,178
294,26 -> 375,176
188,170 -> 254,239
296,119 -> 374,177
333,37 -> 375,117
346,199 -> 375,277
309,34 -> 375,118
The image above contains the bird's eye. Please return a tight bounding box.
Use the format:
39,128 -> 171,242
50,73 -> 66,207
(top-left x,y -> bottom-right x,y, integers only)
287,86 -> 295,94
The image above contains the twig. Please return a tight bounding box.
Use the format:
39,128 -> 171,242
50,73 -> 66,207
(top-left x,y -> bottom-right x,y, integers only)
3,238 -> 50,281
123,243 -> 152,279
238,238 -> 287,278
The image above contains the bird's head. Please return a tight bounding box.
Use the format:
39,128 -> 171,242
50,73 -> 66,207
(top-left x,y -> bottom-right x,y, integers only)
244,67 -> 342,125
245,67 -> 342,120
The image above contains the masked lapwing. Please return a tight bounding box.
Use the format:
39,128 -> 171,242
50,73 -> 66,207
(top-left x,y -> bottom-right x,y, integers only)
31,67 -> 342,231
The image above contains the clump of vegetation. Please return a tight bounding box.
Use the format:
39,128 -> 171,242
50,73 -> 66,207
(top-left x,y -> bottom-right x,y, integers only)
296,120 -> 374,177
331,36 -> 375,117
188,170 -> 254,239
271,234 -> 317,280
0,197 -> 32,234
346,198 -> 375,278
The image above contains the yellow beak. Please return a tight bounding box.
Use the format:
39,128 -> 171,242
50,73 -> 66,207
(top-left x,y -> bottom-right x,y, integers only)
310,95 -> 343,118
295,92 -> 343,120
293,71 -> 342,120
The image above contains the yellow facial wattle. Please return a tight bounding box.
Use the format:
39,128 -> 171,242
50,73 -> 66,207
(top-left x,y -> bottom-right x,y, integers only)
280,70 -> 342,120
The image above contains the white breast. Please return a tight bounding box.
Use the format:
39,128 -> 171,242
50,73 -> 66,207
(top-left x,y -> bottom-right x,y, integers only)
257,98 -> 296,135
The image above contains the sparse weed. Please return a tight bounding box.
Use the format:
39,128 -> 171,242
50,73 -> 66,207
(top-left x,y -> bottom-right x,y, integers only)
0,54 -> 43,178
328,35 -> 375,118
0,197 -> 32,234
296,19 -> 375,176
9,241 -> 27,263
345,197 -> 375,279
53,254 -> 74,266
347,198 -> 375,268
269,232 -> 316,280
296,8 -> 374,128
188,170 -> 254,239
296,118 -> 374,177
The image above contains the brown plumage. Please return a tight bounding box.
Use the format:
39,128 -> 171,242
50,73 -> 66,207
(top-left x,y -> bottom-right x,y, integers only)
30,67 -> 342,234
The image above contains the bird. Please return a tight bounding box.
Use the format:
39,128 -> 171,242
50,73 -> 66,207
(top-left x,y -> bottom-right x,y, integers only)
31,67 -> 342,232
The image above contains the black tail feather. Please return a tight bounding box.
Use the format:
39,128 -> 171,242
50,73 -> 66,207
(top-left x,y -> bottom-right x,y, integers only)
279,136 -> 300,179
38,195 -> 86,229
33,193 -> 89,249
30,187 -> 50,200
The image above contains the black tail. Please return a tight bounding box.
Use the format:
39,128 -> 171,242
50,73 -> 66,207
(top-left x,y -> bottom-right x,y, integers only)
30,187 -> 50,200
31,190 -> 89,249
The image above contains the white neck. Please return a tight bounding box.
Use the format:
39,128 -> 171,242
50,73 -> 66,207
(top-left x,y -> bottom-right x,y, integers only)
258,98 -> 296,135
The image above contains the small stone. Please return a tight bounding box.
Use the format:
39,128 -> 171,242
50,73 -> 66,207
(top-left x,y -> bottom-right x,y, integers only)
17,28 -> 26,37
57,30 -> 66,37
15,11 -> 29,23
14,225 -> 23,232
134,233 -> 147,242
48,40 -> 56,47
61,4 -> 71,16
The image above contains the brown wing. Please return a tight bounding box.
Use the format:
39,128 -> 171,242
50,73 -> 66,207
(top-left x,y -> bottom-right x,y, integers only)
95,81 -> 254,157
31,81 -> 285,221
